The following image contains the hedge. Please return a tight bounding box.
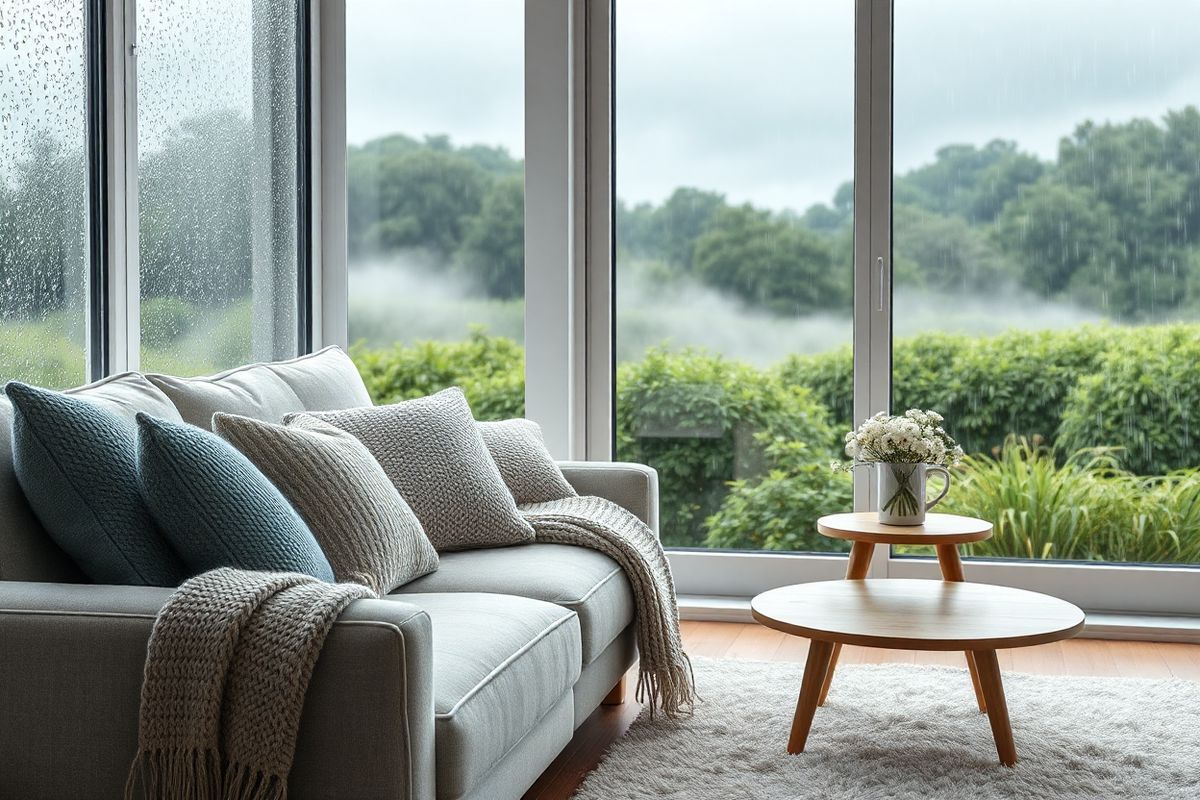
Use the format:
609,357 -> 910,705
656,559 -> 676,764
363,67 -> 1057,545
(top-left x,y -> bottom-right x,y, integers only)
350,323 -> 1200,555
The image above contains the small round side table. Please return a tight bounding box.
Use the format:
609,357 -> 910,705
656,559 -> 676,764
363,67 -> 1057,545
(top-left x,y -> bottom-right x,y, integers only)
815,512 -> 993,711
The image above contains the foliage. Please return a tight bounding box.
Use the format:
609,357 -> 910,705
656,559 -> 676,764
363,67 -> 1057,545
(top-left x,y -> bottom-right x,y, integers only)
944,438 -> 1200,564
139,297 -> 200,348
1058,325 -> 1200,475
705,439 -> 852,552
350,327 -> 524,421
616,347 -> 839,547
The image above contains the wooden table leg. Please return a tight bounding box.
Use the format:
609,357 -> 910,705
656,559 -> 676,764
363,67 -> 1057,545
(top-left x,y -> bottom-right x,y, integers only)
817,541 -> 874,706
937,544 -> 988,714
789,639 -> 835,754
971,649 -> 1017,767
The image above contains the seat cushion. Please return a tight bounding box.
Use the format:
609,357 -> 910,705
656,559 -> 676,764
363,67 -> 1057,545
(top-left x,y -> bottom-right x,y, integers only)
391,592 -> 581,800
394,543 -> 633,665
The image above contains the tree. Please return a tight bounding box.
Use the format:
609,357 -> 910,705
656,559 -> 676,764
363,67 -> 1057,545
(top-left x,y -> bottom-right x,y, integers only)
691,205 -> 847,314
893,204 -> 1014,292
458,175 -> 525,298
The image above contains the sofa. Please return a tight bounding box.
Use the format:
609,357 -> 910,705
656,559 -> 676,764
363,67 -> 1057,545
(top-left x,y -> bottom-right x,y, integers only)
0,348 -> 656,800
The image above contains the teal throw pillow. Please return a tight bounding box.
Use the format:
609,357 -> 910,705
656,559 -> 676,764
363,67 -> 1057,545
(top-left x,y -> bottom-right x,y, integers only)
5,381 -> 185,586
135,413 -> 334,581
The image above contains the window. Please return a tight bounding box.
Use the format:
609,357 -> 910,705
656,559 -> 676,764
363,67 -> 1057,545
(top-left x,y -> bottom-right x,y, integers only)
614,2 -> 856,553
136,0 -> 303,374
893,0 -> 1200,568
0,1 -> 90,387
0,0 -> 309,389
343,0 -> 525,415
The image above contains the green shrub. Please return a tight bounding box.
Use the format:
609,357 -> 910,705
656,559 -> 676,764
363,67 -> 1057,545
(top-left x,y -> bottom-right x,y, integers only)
617,347 -> 839,547
705,439 -> 852,551
780,327 -> 1119,456
1058,325 -> 1200,475
943,438 -> 1200,563
351,327 -> 524,420
139,297 -> 199,347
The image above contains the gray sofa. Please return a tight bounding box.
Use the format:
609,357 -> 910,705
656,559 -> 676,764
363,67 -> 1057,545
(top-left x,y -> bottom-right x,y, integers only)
0,351 -> 654,800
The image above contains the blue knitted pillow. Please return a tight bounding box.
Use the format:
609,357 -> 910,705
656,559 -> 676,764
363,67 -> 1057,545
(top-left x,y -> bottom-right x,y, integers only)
135,413 -> 334,581
5,382 -> 185,586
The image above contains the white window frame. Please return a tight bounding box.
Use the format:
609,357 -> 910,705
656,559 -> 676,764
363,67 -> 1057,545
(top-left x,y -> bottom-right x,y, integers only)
314,0 -> 1200,622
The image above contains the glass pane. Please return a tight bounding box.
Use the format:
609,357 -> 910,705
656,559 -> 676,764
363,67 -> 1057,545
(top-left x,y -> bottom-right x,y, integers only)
344,0 -> 525,417
894,0 -> 1200,564
137,0 -> 299,375
615,2 -> 856,551
0,1 -> 89,387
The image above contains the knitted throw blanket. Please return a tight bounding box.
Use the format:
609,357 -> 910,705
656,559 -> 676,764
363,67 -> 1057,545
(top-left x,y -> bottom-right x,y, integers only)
126,567 -> 373,800
520,495 -> 696,718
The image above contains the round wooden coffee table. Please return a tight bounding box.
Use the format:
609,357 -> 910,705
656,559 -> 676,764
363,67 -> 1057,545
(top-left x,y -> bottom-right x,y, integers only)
751,579 -> 1085,766
817,512 -> 993,711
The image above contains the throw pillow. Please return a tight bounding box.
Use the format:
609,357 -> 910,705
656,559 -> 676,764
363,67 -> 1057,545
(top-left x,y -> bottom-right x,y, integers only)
5,382 -> 185,586
478,418 -> 578,504
292,387 -> 535,551
136,413 -> 334,581
213,412 -> 438,593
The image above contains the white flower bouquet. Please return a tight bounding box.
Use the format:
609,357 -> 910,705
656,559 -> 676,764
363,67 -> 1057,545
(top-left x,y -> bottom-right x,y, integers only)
832,409 -> 963,523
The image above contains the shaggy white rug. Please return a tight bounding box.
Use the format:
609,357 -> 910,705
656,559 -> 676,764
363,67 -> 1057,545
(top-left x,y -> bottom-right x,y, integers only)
574,657 -> 1200,799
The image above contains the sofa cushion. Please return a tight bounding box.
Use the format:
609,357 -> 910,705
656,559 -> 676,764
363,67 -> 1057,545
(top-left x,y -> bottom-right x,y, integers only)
394,543 -> 633,665
390,592 -> 580,800
5,382 -> 186,586
214,412 -> 438,594
264,346 -> 372,411
136,413 -> 334,581
295,388 -> 535,552
477,418 -> 577,504
146,366 -> 304,431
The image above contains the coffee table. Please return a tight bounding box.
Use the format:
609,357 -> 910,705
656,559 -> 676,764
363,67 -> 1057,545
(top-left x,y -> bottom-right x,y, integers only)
751,579 -> 1085,766
816,512 -> 993,711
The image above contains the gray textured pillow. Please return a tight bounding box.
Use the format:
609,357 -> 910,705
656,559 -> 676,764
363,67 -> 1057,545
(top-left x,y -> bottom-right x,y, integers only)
214,412 -> 439,593
478,418 -> 577,504
292,388 -> 535,551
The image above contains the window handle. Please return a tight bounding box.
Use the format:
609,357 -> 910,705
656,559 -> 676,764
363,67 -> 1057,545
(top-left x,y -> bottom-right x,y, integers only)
876,256 -> 885,312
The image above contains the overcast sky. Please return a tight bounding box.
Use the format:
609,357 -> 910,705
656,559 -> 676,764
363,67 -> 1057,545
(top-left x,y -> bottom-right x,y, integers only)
347,0 -> 1200,214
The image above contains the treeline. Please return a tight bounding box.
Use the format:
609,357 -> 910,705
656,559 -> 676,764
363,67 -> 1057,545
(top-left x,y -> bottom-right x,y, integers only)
7,106 -> 1200,322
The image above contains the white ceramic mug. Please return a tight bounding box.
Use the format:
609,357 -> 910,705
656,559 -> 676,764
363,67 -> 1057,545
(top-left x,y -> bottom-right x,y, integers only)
877,462 -> 951,525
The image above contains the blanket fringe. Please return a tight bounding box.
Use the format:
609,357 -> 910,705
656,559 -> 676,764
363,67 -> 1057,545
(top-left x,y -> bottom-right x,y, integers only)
635,650 -> 697,720
223,760 -> 287,800
124,746 -> 221,800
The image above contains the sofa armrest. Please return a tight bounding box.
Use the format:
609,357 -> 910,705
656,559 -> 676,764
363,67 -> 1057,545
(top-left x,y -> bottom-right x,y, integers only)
558,461 -> 659,535
0,581 -> 435,800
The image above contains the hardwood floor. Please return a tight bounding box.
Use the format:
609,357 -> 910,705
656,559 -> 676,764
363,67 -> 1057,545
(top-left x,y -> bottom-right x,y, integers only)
521,620 -> 1200,800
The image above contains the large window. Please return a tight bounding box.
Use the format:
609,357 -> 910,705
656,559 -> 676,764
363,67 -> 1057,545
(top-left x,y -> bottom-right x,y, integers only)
344,0 -> 525,415
137,0 -> 302,374
893,0 -> 1200,567
614,2 -> 856,553
0,1 -> 90,387
0,0 -> 309,388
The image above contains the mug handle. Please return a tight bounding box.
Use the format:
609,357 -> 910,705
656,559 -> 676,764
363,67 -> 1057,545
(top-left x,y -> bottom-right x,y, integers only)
925,466 -> 951,511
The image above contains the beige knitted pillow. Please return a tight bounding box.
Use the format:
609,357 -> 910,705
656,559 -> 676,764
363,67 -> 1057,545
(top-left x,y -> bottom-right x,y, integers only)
291,387 -> 535,551
213,412 -> 438,593
478,418 -> 578,504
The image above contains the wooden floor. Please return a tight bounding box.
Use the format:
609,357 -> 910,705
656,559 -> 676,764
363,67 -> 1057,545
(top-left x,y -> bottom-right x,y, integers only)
521,620 -> 1200,799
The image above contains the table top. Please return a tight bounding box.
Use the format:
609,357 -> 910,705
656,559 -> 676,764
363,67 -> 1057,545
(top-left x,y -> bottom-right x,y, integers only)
751,579 -> 1085,651
817,512 -> 993,545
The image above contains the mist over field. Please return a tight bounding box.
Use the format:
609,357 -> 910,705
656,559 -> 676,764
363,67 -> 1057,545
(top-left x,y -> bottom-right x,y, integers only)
347,254 -> 1111,366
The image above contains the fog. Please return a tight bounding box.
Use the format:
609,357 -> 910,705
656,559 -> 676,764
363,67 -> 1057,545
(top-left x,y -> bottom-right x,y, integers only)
348,255 -> 1110,365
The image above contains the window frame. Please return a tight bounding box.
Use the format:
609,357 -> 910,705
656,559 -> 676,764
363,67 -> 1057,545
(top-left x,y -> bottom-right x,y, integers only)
93,0 -> 317,377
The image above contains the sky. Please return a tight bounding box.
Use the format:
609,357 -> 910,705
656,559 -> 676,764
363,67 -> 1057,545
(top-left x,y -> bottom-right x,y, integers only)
345,0 -> 1200,213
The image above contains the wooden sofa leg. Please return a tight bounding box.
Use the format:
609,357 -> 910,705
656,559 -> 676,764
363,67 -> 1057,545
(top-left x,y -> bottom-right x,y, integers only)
602,676 -> 627,705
